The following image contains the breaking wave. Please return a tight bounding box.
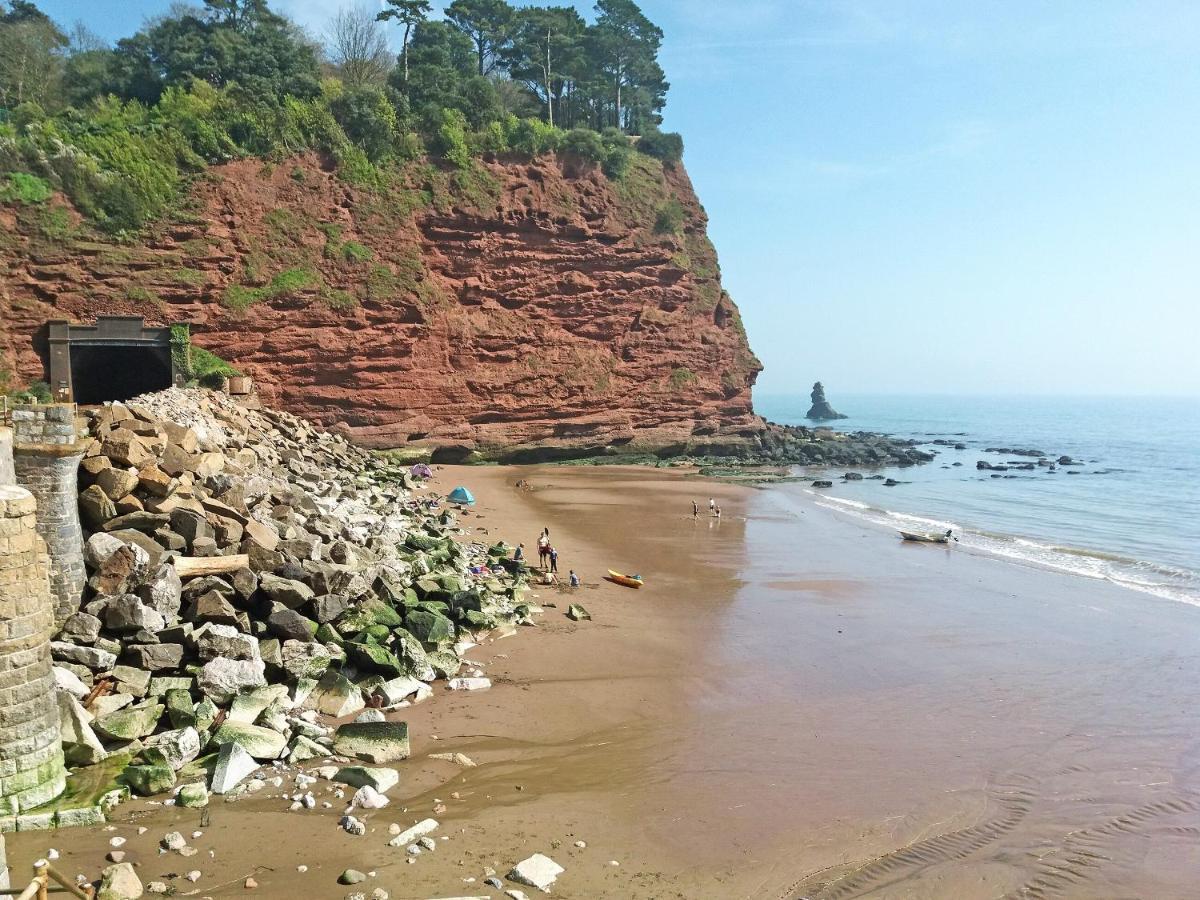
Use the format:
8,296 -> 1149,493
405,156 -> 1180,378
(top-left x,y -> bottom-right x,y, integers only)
807,492 -> 1200,607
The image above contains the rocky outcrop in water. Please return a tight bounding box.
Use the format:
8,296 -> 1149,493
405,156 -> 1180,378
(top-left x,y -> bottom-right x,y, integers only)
805,382 -> 847,421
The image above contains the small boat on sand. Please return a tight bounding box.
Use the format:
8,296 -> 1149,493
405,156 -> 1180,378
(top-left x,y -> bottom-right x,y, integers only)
607,569 -> 644,589
900,529 -> 954,544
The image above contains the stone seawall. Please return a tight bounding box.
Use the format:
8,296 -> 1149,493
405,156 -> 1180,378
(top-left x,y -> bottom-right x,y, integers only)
0,428 -> 12,486
11,406 -> 87,627
0,485 -> 66,818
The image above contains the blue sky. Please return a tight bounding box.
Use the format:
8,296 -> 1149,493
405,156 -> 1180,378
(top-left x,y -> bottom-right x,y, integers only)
37,0 -> 1200,396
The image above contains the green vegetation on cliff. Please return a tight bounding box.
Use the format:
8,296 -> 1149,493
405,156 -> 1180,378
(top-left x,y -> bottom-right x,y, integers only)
0,0 -> 684,234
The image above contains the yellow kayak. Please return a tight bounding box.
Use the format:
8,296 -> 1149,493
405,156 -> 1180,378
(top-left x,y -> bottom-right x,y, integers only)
607,569 -> 644,589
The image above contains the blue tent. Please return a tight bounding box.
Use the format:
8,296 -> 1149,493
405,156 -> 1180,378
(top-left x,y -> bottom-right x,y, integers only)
448,486 -> 476,506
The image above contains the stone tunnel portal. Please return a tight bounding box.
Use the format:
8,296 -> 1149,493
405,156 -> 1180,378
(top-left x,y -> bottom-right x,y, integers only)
48,316 -> 180,404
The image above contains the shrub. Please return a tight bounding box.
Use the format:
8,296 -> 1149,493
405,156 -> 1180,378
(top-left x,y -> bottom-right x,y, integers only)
654,199 -> 686,235
430,108 -> 471,169
340,241 -> 371,262
637,130 -> 684,165
0,172 -> 52,204
508,117 -> 561,156
329,86 -> 398,162
561,128 -> 606,163
600,128 -> 633,179
668,367 -> 697,390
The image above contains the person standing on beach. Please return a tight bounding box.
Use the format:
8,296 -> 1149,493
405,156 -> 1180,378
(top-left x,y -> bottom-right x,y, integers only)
709,498 -> 716,514
537,530 -> 549,568
549,547 -> 559,573
692,500 -> 699,518
715,505 -> 722,519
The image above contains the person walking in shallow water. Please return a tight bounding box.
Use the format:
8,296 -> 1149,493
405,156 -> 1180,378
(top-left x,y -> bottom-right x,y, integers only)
692,499 -> 699,518
709,498 -> 716,514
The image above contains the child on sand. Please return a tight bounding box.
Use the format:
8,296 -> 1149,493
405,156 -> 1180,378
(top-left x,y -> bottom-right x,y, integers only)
549,547 -> 559,573
569,570 -> 580,587
514,543 -> 524,561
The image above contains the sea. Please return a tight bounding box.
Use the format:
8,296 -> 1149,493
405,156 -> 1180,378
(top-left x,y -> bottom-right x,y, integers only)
755,394 -> 1200,607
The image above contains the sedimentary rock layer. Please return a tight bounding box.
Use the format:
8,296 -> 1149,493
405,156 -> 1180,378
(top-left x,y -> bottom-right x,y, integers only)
0,152 -> 763,457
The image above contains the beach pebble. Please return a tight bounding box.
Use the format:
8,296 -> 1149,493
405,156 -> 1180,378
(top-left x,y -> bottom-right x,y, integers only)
507,854 -> 564,892
417,836 -> 436,851
109,837 -> 126,848
46,849 -> 59,860
107,851 -> 125,863
340,815 -> 367,836
505,890 -> 530,900
405,843 -> 422,856
352,785 -> 389,809
574,840 -> 587,849
147,882 -> 169,894
608,860 -> 620,867
137,827 -> 148,835
297,865 -> 308,873
162,831 -> 188,852
244,877 -> 258,889
185,870 -> 201,882
485,877 -> 504,888
355,709 -> 386,723
371,890 -> 389,900
339,869 -> 366,885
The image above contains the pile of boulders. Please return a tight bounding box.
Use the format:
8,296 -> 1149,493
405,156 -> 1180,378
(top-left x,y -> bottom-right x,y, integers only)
53,388 -> 532,799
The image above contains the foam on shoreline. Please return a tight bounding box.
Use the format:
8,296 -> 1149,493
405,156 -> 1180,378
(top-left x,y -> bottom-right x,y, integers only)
805,490 -> 1200,607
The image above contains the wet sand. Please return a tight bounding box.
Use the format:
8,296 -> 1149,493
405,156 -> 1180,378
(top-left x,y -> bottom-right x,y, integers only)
8,465 -> 1200,898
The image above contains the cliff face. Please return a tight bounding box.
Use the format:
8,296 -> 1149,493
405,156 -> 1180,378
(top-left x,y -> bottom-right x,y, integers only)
0,152 -> 763,458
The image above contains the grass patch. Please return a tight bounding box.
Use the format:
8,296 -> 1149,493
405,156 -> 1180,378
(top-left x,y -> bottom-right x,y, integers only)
223,267 -> 319,311
125,284 -> 162,305
320,288 -> 358,310
654,199 -> 686,235
169,267 -> 206,285
1,172 -> 52,204
668,367 -> 698,391
340,240 -> 371,262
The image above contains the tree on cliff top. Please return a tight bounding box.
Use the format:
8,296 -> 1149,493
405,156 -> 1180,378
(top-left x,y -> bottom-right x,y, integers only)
0,0 -> 67,109
326,4 -> 392,88
445,0 -> 514,77
505,5 -> 586,129
376,0 -> 432,84
591,0 -> 666,133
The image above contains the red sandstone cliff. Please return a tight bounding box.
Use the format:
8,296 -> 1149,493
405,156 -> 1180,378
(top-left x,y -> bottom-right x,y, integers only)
0,152 -> 763,457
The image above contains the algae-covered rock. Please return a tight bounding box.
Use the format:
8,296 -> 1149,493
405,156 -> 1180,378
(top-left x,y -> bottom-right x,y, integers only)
211,722 -> 287,759
120,763 -> 176,796
345,640 -> 404,676
333,721 -> 410,763
426,648 -> 462,678
406,609 -> 456,647
567,604 -> 591,621
176,782 -> 209,807
94,702 -> 164,741
306,669 -> 364,718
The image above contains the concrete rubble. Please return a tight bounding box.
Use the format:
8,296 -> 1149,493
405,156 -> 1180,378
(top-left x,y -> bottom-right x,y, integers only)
46,388 -> 539,805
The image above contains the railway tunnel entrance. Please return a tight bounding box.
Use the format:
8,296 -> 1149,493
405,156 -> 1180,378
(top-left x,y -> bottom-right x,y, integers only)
48,317 -> 181,404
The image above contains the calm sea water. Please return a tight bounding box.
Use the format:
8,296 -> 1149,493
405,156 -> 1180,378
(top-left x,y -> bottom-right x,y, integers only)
755,393 -> 1200,606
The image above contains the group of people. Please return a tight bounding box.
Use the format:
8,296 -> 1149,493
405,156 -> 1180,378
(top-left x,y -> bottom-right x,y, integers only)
692,497 -> 722,518
514,528 -> 580,587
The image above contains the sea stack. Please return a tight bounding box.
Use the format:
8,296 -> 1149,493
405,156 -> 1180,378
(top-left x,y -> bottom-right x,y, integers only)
805,382 -> 848,421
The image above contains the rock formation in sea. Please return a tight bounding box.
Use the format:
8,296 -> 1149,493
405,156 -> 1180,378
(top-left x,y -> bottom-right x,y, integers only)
805,382 -> 848,421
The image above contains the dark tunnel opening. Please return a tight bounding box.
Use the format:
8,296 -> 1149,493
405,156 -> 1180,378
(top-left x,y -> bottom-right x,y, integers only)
69,344 -> 172,404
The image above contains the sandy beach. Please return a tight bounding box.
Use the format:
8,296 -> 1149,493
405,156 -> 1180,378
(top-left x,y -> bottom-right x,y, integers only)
8,463 -> 1200,898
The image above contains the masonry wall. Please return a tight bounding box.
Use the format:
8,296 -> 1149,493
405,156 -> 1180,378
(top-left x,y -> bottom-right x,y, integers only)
11,406 -> 87,627
0,428 -> 12,486
0,485 -> 67,817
